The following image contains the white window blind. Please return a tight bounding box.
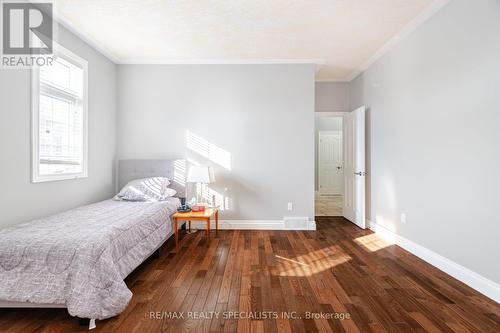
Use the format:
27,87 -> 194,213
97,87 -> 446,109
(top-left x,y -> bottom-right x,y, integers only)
32,46 -> 88,182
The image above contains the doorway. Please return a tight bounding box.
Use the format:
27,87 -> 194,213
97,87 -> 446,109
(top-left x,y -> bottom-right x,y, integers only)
315,117 -> 343,216
314,107 -> 366,227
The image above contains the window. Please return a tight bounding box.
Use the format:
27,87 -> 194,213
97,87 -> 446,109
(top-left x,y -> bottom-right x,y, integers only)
32,45 -> 88,182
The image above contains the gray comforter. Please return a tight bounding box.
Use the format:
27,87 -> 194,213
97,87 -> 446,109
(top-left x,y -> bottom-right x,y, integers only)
0,198 -> 179,320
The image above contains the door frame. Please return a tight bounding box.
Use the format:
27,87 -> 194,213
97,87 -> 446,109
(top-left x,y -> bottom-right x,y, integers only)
315,111 -> 348,118
318,130 -> 343,195
315,112 -> 348,218
315,110 -> 366,228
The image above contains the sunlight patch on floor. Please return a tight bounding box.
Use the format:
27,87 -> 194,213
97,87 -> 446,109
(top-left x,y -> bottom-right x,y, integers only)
274,247 -> 351,277
354,233 -> 393,252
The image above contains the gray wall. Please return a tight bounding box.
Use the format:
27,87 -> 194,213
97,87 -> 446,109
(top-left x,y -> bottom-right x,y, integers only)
315,82 -> 350,112
0,24 -> 117,228
314,117 -> 342,191
350,0 -> 500,284
117,64 -> 315,221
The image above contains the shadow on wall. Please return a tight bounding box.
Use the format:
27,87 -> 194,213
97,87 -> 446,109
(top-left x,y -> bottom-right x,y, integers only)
365,106 -> 372,224
352,74 -> 409,236
185,130 -> 261,218
361,104 -> 400,236
351,75 -> 373,224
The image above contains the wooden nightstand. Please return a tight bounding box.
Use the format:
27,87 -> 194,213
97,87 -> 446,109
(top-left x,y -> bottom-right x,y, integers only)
172,208 -> 218,249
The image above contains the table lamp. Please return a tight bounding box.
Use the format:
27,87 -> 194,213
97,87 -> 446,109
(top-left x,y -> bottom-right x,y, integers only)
187,165 -> 215,211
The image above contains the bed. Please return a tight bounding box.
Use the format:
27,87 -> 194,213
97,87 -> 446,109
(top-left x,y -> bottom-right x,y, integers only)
0,159 -> 185,323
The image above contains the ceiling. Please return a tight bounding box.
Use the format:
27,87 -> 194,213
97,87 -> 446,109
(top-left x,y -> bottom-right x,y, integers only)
54,0 -> 442,81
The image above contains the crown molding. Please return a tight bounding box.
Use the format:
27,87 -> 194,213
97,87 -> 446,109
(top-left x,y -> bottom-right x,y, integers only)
117,58 -> 326,65
345,0 -> 451,82
52,12 -> 120,64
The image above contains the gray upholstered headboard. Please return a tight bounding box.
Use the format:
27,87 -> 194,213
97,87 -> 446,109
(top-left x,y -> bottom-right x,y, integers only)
118,159 -> 186,198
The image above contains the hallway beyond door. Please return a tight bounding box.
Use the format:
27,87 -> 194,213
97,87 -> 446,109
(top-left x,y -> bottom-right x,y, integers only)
315,194 -> 343,216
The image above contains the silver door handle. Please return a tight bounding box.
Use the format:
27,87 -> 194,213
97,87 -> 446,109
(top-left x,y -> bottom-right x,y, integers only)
354,172 -> 366,176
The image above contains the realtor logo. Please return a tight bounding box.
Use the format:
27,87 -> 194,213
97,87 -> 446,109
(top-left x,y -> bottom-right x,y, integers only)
1,1 -> 54,68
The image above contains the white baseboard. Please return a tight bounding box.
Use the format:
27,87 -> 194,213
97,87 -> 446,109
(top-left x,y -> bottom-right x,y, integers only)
187,219 -> 316,231
369,220 -> 500,304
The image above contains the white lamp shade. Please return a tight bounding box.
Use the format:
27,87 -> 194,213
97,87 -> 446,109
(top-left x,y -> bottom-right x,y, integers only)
187,165 -> 215,183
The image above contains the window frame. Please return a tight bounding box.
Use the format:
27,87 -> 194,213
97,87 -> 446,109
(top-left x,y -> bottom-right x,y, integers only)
31,44 -> 88,183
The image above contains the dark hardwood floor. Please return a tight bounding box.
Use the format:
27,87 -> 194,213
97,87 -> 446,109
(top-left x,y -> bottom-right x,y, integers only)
0,217 -> 499,332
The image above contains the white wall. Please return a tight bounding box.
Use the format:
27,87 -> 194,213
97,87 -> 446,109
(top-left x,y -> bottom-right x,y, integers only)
315,82 -> 350,112
0,24 -> 117,228
314,117 -> 342,191
117,64 -> 315,221
350,0 -> 500,284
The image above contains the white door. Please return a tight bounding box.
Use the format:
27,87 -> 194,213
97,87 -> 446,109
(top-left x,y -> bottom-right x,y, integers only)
318,131 -> 343,194
343,106 -> 366,229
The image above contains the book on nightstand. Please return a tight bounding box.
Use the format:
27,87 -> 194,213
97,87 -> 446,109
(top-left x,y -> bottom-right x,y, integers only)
191,205 -> 206,212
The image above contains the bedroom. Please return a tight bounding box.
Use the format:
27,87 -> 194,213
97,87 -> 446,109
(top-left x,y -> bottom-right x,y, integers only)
0,0 -> 499,332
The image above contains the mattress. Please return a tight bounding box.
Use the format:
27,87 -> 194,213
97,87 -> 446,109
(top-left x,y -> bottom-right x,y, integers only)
0,198 -> 180,320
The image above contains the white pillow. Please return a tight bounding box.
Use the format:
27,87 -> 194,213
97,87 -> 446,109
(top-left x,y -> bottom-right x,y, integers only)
114,177 -> 176,202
